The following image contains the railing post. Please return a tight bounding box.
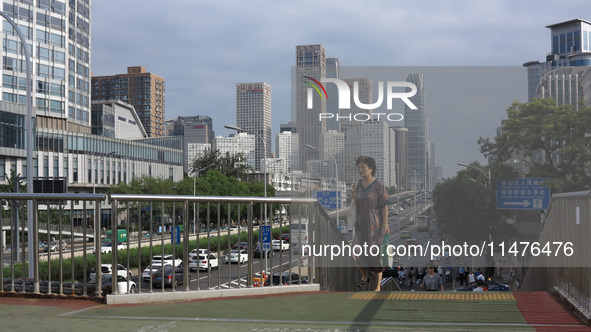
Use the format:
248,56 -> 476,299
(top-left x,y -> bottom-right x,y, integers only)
97,198 -> 109,297
111,197 -> 117,295
183,200 -> 190,291
247,202 -> 253,287
33,200 -> 39,294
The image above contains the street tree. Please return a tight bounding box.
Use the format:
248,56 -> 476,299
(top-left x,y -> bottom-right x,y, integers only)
478,98 -> 591,192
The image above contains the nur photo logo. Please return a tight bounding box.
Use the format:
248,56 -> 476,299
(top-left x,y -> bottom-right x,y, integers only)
304,76 -> 418,122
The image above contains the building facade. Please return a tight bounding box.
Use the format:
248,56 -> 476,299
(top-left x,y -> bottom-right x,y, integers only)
92,66 -> 165,137
405,73 -> 428,190
215,132 -> 256,169
296,44 -> 326,172
236,82 -> 271,172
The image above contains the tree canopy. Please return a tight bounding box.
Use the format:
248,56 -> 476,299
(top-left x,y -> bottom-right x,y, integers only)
190,148 -> 254,181
478,98 -> 591,192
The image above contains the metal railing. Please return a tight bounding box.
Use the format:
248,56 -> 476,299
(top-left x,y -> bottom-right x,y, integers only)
517,190 -> 591,321
0,193 -> 104,296
2,192 -> 359,300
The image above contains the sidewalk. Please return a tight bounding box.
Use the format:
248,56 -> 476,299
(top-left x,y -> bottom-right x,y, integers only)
1,290 -> 588,331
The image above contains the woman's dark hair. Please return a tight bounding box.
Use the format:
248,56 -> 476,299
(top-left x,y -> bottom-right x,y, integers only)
355,155 -> 376,176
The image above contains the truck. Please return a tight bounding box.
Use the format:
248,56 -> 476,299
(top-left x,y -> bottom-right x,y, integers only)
103,229 -> 128,243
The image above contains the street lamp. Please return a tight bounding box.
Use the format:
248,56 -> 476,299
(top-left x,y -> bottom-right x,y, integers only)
193,163 -> 215,234
224,125 -> 268,222
93,150 -> 118,194
305,144 -> 339,225
1,11 -> 34,277
458,162 -> 492,244
457,162 -> 490,189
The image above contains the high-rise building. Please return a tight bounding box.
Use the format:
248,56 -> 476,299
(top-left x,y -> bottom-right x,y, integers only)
340,78 -> 373,185
325,57 -> 341,132
360,120 -> 395,187
524,19 -> 591,102
164,115 -> 215,174
276,131 -> 298,174
392,127 -> 408,189
0,2 -> 183,229
405,73 -> 428,190
0,1 -> 89,134
236,82 -> 272,172
92,66 -> 166,137
296,44 -> 326,172
215,133 -> 256,169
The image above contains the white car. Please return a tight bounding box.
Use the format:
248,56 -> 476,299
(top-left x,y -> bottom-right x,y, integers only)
225,249 -> 248,264
152,254 -> 182,268
193,253 -> 219,271
272,239 -> 289,251
188,249 -> 209,270
93,241 -> 125,254
93,274 -> 137,295
44,240 -> 67,252
142,263 -> 171,282
89,264 -> 132,282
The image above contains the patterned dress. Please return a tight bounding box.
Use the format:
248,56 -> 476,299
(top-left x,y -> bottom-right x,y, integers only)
353,178 -> 388,272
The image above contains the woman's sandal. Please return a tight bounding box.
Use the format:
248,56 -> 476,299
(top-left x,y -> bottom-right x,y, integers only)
357,272 -> 374,288
357,278 -> 369,288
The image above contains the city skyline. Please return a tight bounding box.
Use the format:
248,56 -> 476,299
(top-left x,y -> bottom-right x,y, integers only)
91,0 -> 589,176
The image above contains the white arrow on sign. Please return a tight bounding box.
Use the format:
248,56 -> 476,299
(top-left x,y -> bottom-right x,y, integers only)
503,200 -> 531,207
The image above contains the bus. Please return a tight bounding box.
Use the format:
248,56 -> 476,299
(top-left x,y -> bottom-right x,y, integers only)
417,215 -> 429,232
103,229 -> 128,243
290,218 -> 309,244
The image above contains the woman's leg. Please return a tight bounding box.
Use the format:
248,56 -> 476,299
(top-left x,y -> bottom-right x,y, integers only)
374,271 -> 383,291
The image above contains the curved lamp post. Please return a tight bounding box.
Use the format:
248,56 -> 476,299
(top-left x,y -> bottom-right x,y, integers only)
224,125 -> 268,221
305,144 -> 339,225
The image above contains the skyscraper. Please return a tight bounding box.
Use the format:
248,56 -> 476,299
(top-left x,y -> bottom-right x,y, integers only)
340,78 -> 373,184
296,44 -> 326,172
1,1 -> 90,133
92,66 -> 166,137
236,82 -> 272,172
325,57 -> 341,132
405,73 -> 428,190
524,19 -> 591,100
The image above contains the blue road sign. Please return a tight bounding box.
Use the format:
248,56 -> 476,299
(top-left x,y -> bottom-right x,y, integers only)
261,225 -> 271,251
314,191 -> 341,209
496,178 -> 551,210
170,226 -> 180,244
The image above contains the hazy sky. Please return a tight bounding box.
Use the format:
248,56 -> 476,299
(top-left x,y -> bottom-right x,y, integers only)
91,0 -> 589,176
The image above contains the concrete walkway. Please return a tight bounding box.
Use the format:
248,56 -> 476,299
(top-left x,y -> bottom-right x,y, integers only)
1,290 -> 589,331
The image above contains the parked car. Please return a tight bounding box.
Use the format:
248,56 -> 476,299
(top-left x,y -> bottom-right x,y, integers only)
151,265 -> 189,288
152,254 -> 182,268
45,240 -> 67,252
225,249 -> 248,264
455,280 -> 510,292
88,274 -> 137,296
278,234 -> 290,243
194,253 -> 219,271
272,239 -> 289,251
189,249 -> 209,261
89,264 -> 132,281
232,242 -> 249,251
253,245 -> 274,258
142,263 -> 171,282
264,272 -> 308,286
93,241 -> 125,254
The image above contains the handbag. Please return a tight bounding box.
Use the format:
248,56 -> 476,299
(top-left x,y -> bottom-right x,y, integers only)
347,198 -> 357,228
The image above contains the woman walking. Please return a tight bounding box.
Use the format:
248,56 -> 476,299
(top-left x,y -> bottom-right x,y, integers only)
352,156 -> 389,291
